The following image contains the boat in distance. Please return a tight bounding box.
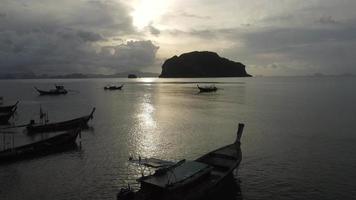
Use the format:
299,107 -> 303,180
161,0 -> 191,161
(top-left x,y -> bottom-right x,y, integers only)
35,85 -> 68,95
104,84 -> 124,90
117,123 -> 245,200
197,84 -> 218,92
0,101 -> 19,113
26,108 -> 95,134
0,129 -> 81,163
0,107 -> 17,124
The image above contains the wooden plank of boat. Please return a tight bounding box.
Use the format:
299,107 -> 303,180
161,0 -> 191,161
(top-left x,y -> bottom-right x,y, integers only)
117,123 -> 245,200
0,128 -> 81,163
0,101 -> 19,113
26,108 -> 95,134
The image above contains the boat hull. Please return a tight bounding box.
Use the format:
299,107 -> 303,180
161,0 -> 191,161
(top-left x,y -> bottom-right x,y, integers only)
35,87 -> 68,95
104,86 -> 123,90
117,124 -> 244,200
197,86 -> 217,93
37,89 -> 68,95
0,107 -> 17,124
0,101 -> 18,113
0,129 -> 80,163
26,108 -> 95,134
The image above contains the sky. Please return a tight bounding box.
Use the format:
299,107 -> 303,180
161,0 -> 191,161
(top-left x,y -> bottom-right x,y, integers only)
1,0 -> 356,76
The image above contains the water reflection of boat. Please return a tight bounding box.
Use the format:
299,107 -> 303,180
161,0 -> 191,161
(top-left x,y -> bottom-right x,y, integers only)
0,129 -> 81,163
197,84 -> 218,92
117,123 -> 245,200
104,84 -> 124,90
0,101 -> 18,113
0,107 -> 17,124
27,108 -> 95,134
35,85 -> 68,95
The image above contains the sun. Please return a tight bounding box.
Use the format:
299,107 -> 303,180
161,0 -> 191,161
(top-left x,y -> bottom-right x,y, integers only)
131,0 -> 170,29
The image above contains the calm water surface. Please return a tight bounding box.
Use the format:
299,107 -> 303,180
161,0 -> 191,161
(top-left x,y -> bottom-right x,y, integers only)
0,77 -> 356,200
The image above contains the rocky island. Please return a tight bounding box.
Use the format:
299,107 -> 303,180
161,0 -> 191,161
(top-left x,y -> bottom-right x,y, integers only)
159,51 -> 251,78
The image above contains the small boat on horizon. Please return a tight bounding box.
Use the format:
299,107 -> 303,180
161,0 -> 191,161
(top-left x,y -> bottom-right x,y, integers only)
35,85 -> 68,95
0,128 -> 81,163
117,123 -> 245,200
104,84 -> 124,90
197,84 -> 218,93
26,108 -> 95,134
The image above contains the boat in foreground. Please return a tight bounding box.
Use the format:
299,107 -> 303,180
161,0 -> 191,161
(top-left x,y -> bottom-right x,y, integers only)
104,84 -> 124,90
197,84 -> 218,93
117,123 -> 245,200
0,101 -> 19,113
35,85 -> 68,95
0,128 -> 81,163
26,108 -> 95,134
0,107 -> 17,124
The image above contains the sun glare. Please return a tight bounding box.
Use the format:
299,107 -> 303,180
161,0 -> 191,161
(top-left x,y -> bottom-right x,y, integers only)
132,0 -> 170,29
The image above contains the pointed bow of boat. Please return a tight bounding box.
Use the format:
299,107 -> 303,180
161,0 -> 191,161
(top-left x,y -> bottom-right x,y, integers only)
235,123 -> 244,145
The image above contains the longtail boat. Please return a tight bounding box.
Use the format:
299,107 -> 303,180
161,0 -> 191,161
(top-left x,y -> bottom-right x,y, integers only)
26,108 -> 95,134
0,107 -> 17,124
117,123 -> 245,200
197,84 -> 218,93
35,85 -> 68,95
0,129 -> 81,163
104,84 -> 124,90
0,101 -> 19,113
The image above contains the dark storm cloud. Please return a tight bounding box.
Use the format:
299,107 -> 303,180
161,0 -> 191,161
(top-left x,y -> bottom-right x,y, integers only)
0,0 -> 159,75
77,31 -> 105,42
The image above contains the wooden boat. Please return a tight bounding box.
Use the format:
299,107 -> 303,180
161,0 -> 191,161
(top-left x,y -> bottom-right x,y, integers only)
35,85 -> 68,95
26,108 -> 95,134
128,74 -> 138,78
0,129 -> 81,163
104,84 -> 124,90
117,123 -> 245,200
197,85 -> 217,92
0,101 -> 18,113
0,107 -> 17,124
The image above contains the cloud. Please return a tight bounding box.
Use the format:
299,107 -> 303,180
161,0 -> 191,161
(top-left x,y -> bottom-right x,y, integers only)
317,16 -> 338,25
77,31 -> 105,42
179,12 -> 211,19
147,24 -> 161,36
0,0 -> 161,75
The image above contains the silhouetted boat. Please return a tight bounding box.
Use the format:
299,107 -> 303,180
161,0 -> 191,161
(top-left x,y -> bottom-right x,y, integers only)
117,123 -> 245,200
26,108 -> 95,134
128,74 -> 138,78
0,107 -> 17,124
35,85 -> 68,95
0,129 -> 81,163
104,84 -> 124,90
197,84 -> 217,92
0,101 -> 19,113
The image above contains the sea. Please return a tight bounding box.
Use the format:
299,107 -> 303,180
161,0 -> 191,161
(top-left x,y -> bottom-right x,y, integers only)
0,77 -> 356,200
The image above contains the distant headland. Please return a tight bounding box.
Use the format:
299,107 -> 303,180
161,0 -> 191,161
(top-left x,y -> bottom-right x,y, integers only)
159,51 -> 252,78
